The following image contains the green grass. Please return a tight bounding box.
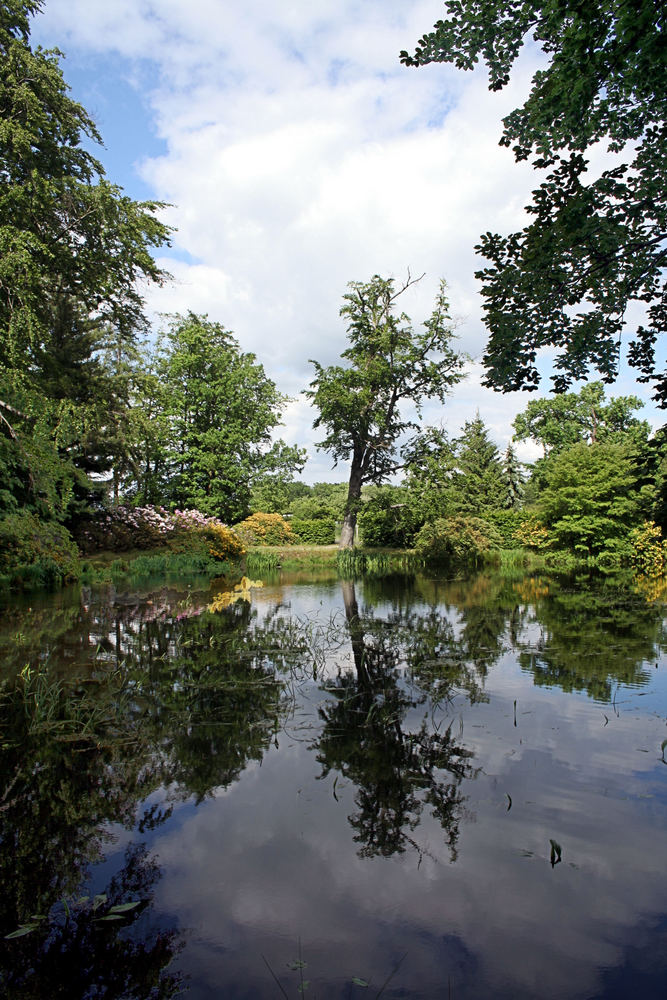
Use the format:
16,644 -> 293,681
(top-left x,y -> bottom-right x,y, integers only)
245,545 -> 339,573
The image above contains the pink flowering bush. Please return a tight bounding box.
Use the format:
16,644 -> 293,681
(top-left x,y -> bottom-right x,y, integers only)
75,505 -> 244,561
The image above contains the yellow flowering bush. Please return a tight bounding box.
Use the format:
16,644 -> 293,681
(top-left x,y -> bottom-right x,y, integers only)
233,512 -> 295,546
513,518 -> 550,550
629,521 -> 667,578
204,524 -> 246,560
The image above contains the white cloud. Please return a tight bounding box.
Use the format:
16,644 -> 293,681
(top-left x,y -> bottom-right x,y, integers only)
32,1 -> 660,484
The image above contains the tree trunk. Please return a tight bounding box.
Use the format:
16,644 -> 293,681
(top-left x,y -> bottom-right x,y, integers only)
339,459 -> 363,549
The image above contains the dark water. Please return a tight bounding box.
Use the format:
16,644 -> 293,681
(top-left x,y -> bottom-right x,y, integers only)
1,567 -> 667,998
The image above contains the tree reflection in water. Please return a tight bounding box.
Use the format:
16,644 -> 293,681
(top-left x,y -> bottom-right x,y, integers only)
0,594 -> 303,997
1,843 -> 184,1000
315,580 -> 478,860
2,568 -> 667,996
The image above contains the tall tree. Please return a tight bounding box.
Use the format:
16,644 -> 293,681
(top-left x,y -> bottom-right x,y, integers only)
450,414 -> 509,515
512,382 -> 650,456
138,313 -> 304,523
538,441 -> 653,554
307,274 -> 464,547
0,0 -> 172,519
501,443 -> 524,509
402,1 -> 667,403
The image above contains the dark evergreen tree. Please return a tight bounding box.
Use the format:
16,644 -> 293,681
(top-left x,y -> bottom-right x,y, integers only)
501,443 -> 524,509
450,415 -> 509,515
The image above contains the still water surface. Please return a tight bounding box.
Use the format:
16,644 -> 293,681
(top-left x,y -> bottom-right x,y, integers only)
1,568 -> 667,998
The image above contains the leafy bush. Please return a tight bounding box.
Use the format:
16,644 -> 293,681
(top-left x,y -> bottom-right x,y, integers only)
414,516 -> 503,566
537,441 -> 652,555
75,505 -> 174,553
513,517 -> 550,550
290,517 -> 336,545
629,521 -> 667,577
203,523 -> 246,560
485,509 -> 525,549
0,512 -> 80,589
233,512 -> 295,546
73,505 -> 245,562
358,487 -> 423,547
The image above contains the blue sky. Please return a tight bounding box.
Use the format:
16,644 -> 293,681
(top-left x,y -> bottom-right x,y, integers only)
30,0 -> 665,481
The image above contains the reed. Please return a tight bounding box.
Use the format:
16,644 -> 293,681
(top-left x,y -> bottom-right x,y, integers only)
337,548 -> 422,576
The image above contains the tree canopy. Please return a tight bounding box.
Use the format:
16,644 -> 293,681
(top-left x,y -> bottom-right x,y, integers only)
0,0 -> 172,522
129,313 -> 304,523
307,274 -> 465,547
402,1 -> 667,403
512,381 -> 650,455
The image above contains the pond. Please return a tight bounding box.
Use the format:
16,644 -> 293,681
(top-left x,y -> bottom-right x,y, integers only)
1,566 -> 667,999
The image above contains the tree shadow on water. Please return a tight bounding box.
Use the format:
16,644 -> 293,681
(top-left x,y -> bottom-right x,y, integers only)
314,580 -> 479,861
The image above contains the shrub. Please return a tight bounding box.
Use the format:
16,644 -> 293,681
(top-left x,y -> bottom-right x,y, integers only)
513,517 -> 550,550
414,516 -> 503,566
234,512 -> 295,546
74,505 -> 174,553
485,509 -> 525,549
358,487 -> 423,547
0,512 -> 80,589
203,523 -> 246,560
290,517 -> 336,545
73,505 -> 245,562
629,521 -> 667,577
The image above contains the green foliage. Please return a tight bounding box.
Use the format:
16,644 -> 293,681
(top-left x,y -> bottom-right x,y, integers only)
485,508 -> 525,549
132,314 -> 302,523
538,442 -> 653,555
513,516 -> 550,551
449,414 -> 509,515
403,3 -> 667,403
513,383 -> 650,456
402,425 -> 456,524
405,416 -> 516,521
0,2 -> 171,525
290,517 -> 336,545
0,511 -> 80,589
307,274 -> 465,545
357,485 -> 423,547
501,443 -> 525,508
234,512 -> 296,546
249,475 -> 310,515
414,516 -> 504,566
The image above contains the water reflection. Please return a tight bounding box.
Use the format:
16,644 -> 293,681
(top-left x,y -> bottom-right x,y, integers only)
315,581 -> 477,859
1,843 -> 184,1000
0,568 -> 666,997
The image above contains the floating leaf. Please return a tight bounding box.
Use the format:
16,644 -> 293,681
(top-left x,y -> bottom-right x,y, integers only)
287,960 -> 307,970
5,923 -> 39,939
97,914 -> 125,922
352,976 -> 369,987
108,901 -> 141,914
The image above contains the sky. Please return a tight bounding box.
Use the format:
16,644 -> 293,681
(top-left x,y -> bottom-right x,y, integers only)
31,0 -> 664,482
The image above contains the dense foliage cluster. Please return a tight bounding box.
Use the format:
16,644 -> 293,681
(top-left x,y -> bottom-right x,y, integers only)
402,0 -> 667,405
75,505 -> 245,561
233,512 -> 296,547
